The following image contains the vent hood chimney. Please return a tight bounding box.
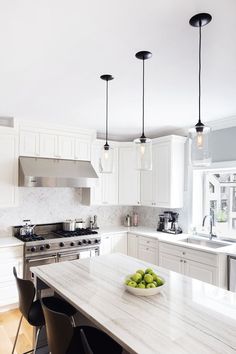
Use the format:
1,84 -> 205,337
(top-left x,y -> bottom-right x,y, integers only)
19,156 -> 98,188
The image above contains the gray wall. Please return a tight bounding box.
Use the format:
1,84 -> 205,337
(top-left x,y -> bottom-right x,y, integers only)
211,127 -> 236,162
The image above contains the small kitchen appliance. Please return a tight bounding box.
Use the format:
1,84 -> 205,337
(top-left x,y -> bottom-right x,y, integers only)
157,212 -> 182,234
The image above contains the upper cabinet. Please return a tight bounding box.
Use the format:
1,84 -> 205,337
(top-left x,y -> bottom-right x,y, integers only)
0,127 -> 18,207
118,144 -> 140,206
141,135 -> 186,208
88,141 -> 118,205
19,123 -> 94,161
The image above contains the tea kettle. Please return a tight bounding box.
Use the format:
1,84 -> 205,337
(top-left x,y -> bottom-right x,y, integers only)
20,220 -> 36,236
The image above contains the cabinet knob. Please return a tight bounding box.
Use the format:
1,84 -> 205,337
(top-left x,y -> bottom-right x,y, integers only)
137,201 -> 140,204
146,248 -> 149,251
182,252 -> 186,255
180,259 -> 183,262
184,260 -> 187,263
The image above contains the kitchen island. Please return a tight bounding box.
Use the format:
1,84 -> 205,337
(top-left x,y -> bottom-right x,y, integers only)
32,253 -> 236,354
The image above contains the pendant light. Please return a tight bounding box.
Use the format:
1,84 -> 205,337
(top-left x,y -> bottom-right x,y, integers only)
100,74 -> 114,173
134,51 -> 152,171
189,13 -> 212,166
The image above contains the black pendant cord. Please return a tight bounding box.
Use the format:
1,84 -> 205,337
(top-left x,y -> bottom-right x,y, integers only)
198,23 -> 202,126
141,58 -> 145,138
105,79 -> 109,146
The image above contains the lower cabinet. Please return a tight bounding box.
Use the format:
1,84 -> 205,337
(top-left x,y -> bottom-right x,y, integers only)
127,234 -> 138,258
159,242 -> 218,286
138,245 -> 157,264
127,233 -> 158,265
0,245 -> 23,310
100,233 -> 127,255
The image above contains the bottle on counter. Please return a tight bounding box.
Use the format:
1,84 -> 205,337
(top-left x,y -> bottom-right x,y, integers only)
124,214 -> 131,227
133,213 -> 138,227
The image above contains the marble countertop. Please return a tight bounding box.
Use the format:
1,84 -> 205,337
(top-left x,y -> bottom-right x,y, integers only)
98,226 -> 236,255
31,253 -> 236,354
0,236 -> 23,248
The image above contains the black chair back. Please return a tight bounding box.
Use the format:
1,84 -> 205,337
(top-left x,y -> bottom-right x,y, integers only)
42,297 -> 74,354
13,266 -> 35,320
80,328 -> 93,354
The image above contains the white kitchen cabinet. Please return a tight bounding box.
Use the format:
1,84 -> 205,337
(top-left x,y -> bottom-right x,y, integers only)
127,233 -> 139,258
138,245 -> 157,264
119,144 -> 140,206
159,252 -> 184,273
159,242 -> 219,285
141,135 -> 186,208
89,142 -> 118,205
40,132 -> 58,158
20,130 -> 40,157
0,130 -> 18,207
75,138 -> 91,161
111,233 -> 127,254
184,259 -> 217,285
58,135 -> 75,159
0,245 -> 23,310
100,235 -> 112,255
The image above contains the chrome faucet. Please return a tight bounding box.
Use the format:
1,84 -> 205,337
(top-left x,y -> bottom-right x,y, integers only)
202,215 -> 217,240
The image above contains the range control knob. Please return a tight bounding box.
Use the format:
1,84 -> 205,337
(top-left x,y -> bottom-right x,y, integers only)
59,242 -> 65,247
88,240 -> 92,244
40,245 -> 45,251
94,239 -> 99,244
70,242 -> 75,246
82,239 -> 87,244
45,244 -> 50,249
78,241 -> 82,246
31,246 -> 36,252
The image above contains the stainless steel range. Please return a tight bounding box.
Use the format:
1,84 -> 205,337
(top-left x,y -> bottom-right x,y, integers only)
13,222 -> 101,280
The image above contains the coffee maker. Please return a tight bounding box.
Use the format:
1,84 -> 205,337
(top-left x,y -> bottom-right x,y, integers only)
157,212 -> 182,234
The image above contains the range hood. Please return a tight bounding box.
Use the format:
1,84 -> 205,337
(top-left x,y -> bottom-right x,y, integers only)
19,156 -> 98,188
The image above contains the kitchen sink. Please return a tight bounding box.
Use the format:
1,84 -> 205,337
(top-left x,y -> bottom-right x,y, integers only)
179,238 -> 230,248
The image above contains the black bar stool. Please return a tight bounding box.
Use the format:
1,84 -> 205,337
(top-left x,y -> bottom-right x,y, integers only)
42,297 -> 123,354
12,266 -> 77,354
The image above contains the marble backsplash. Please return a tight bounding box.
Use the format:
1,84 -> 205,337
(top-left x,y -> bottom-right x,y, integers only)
0,188 -> 133,235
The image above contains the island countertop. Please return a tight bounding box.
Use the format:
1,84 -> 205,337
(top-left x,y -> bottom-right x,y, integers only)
31,253 -> 236,354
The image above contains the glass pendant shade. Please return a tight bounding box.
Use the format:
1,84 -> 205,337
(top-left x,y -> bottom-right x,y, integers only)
134,137 -> 152,171
100,145 -> 114,173
189,125 -> 211,166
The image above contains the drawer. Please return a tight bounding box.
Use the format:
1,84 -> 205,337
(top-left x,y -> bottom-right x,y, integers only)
138,236 -> 157,248
159,242 -> 218,267
0,246 -> 23,260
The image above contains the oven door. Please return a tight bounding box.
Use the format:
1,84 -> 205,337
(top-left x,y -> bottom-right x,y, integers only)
58,251 -> 80,262
58,247 -> 99,262
25,254 -> 57,280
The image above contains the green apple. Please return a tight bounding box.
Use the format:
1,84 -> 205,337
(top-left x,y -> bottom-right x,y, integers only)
125,279 -> 131,285
128,281 -> 137,288
145,268 -> 153,274
144,274 -> 153,284
153,281 -> 158,287
146,283 -> 156,289
138,282 -> 145,289
136,269 -> 145,277
156,277 -> 164,286
152,273 -> 158,281
131,273 -> 142,283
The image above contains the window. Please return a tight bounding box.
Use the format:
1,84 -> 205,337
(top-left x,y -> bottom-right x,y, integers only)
203,171 -> 236,237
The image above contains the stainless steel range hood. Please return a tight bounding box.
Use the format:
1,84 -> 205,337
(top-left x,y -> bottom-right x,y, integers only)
19,156 -> 98,188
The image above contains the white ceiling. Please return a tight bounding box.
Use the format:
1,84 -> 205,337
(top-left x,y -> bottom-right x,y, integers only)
0,0 -> 235,140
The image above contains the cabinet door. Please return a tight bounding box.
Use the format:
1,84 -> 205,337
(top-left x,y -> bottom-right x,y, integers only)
184,259 -> 217,285
159,252 -> 183,274
58,135 -> 75,159
20,130 -> 40,156
75,139 -> 91,161
153,142 -> 170,207
119,146 -> 140,205
40,133 -> 58,158
127,234 -> 138,258
102,148 -> 118,205
138,245 -> 157,265
100,236 -> 112,255
90,144 -> 103,204
140,170 -> 153,206
111,233 -> 127,254
0,133 -> 18,207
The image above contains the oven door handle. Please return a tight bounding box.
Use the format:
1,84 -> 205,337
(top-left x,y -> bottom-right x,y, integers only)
26,255 -> 57,263
58,252 -> 79,258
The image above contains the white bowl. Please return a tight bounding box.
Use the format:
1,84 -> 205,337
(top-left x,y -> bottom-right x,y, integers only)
124,275 -> 166,296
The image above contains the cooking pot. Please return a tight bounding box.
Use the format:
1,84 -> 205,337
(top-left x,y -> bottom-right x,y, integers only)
63,220 -> 76,231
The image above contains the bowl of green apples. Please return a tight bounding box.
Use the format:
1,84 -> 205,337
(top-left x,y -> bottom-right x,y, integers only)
124,268 -> 165,296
